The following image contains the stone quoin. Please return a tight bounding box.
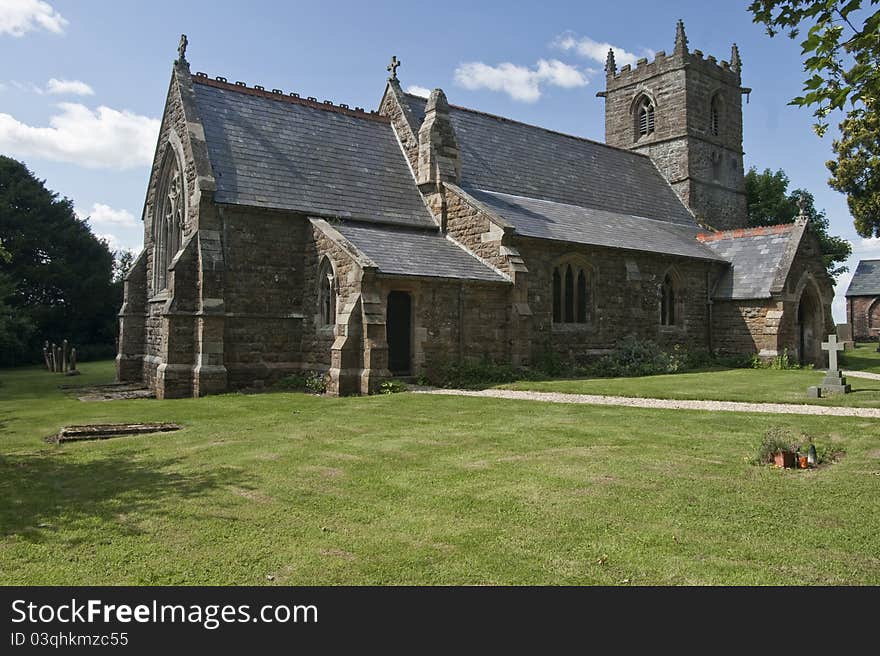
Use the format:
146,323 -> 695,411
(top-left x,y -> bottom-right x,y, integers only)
117,22 -> 834,398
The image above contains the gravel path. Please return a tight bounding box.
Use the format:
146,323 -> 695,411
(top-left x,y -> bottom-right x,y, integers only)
844,369 -> 880,381
415,387 -> 880,418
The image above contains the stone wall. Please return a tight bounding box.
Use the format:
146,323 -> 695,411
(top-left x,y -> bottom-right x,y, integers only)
517,237 -> 720,361
603,47 -> 747,230
220,207 -> 306,387
848,296 -> 880,340
711,300 -> 775,356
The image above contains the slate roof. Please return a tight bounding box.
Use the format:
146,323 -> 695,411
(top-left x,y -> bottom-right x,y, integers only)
845,260 -> 880,297
463,188 -> 725,262
335,223 -> 507,282
402,93 -> 696,227
698,224 -> 804,299
192,79 -> 434,228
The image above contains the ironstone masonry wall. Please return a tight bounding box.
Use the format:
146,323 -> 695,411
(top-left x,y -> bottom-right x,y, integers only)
603,48 -> 747,230
517,238 -> 723,361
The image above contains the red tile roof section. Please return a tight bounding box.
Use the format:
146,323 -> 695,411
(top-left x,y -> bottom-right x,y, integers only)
696,223 -> 796,242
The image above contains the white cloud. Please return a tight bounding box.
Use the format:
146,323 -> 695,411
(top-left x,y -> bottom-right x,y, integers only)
46,78 -> 94,96
406,85 -> 431,98
0,0 -> 67,37
552,33 -> 652,69
77,202 -> 138,228
0,102 -> 160,169
454,59 -> 587,102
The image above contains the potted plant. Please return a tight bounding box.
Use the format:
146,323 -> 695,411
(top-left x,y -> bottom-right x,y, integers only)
755,427 -> 798,468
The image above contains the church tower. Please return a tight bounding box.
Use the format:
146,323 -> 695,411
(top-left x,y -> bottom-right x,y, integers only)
600,20 -> 748,230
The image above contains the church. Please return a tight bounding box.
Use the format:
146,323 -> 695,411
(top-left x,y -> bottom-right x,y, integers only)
116,22 -> 834,398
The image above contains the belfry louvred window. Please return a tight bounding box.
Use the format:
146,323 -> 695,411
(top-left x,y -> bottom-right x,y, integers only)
552,263 -> 591,325
637,97 -> 655,138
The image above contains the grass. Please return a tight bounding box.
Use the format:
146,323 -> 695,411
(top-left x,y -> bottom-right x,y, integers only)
499,367 -> 880,407
842,342 -> 880,374
1,361 -> 879,585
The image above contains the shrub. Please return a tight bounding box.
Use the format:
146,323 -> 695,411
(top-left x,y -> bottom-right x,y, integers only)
275,370 -> 327,394
379,380 -> 407,394
587,335 -> 677,377
753,426 -> 798,465
430,360 -> 527,389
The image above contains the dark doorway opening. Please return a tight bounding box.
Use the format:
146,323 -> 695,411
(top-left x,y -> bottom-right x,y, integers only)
386,291 -> 412,375
797,285 -> 823,366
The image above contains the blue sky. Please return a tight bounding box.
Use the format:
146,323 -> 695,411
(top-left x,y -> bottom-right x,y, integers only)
0,0 -> 872,321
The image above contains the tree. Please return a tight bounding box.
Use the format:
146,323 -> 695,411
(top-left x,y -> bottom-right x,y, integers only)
745,167 -> 852,278
827,103 -> 880,236
0,156 -> 119,365
748,1 -> 880,235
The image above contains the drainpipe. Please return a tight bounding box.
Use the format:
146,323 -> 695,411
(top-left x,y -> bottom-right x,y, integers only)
458,282 -> 465,363
706,269 -> 714,353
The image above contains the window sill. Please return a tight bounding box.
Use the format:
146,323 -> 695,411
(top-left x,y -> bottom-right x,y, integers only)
148,291 -> 170,304
551,322 -> 596,333
658,325 -> 685,334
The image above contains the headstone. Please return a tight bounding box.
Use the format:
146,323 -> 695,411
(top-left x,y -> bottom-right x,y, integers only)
69,348 -> 77,372
43,341 -> 51,371
836,323 -> 854,350
820,334 -> 851,394
62,339 -> 68,373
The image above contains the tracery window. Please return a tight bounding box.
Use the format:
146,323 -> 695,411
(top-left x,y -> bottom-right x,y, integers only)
152,152 -> 184,293
318,258 -> 337,327
552,262 -> 592,325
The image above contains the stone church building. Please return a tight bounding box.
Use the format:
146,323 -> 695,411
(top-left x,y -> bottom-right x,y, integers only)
117,22 -> 834,398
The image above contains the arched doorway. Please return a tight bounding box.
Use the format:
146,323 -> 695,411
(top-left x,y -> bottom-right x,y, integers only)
796,284 -> 824,366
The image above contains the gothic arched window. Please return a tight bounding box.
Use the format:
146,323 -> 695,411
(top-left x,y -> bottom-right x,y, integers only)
552,261 -> 592,325
660,274 -> 678,326
318,258 -> 337,327
636,96 -> 655,140
710,94 -> 722,136
152,151 -> 185,293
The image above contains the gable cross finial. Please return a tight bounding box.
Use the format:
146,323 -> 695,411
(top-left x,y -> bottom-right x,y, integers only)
178,34 -> 188,63
797,192 -> 809,219
387,55 -> 401,81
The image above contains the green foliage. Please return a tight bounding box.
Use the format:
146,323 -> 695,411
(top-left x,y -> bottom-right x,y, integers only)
430,360 -> 528,389
587,336 -> 712,378
828,103 -> 880,237
754,426 -> 799,464
379,380 -> 408,394
748,1 -> 880,237
0,156 -> 119,365
752,348 -> 807,370
749,0 -> 880,134
744,167 -> 852,278
274,370 -> 327,394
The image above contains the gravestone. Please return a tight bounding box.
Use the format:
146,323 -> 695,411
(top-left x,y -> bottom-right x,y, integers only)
819,334 -> 850,394
836,323 -> 854,350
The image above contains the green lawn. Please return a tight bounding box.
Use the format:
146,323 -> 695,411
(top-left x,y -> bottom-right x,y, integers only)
842,342 -> 880,374
500,367 -> 880,406
1,361 -> 879,585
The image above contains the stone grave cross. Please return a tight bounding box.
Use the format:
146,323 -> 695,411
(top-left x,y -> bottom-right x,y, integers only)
822,334 -> 844,372
808,334 -> 850,397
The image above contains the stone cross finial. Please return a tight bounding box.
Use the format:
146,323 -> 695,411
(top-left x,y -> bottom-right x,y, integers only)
822,334 -> 844,371
387,55 -> 401,81
796,192 -> 808,218
730,43 -> 742,74
674,19 -> 688,55
178,34 -> 188,63
605,48 -> 617,76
